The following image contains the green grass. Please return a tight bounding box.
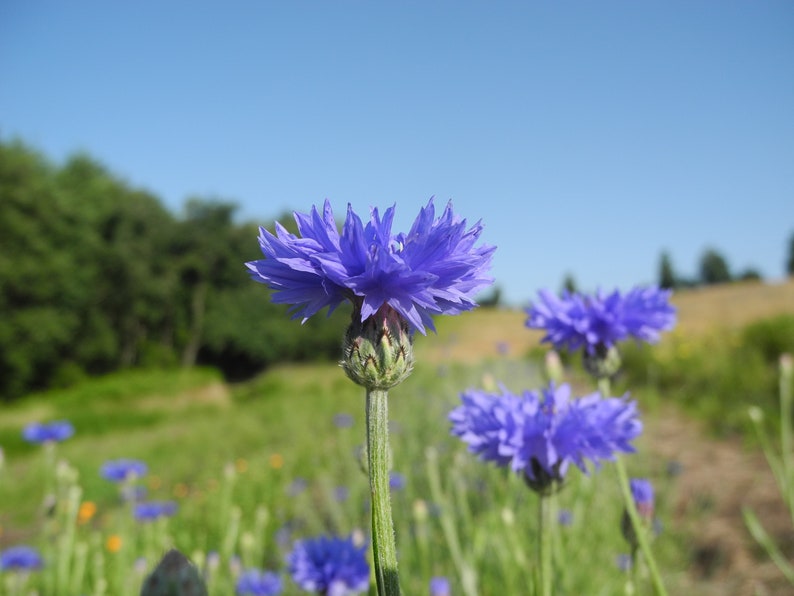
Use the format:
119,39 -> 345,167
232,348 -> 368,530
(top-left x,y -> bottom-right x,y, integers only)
0,357 -> 693,595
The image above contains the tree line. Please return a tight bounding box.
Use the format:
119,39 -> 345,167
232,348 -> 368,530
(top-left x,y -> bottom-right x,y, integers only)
657,240 -> 794,290
0,139 -> 349,400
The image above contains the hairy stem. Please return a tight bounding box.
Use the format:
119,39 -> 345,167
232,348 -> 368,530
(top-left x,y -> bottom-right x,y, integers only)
366,389 -> 401,596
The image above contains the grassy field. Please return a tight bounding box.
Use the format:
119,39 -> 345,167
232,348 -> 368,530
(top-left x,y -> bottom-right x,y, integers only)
1,280 -> 793,594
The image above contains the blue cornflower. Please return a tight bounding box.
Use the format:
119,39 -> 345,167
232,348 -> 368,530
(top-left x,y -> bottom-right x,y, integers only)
449,382 -> 642,493
236,569 -> 283,595
629,478 -> 655,520
429,576 -> 451,596
133,501 -> 177,522
22,420 -> 74,444
287,535 -> 370,596
622,478 -> 656,547
525,287 -> 676,355
100,459 -> 148,483
246,198 -> 495,334
0,545 -> 43,571
389,471 -> 406,491
557,509 -> 573,526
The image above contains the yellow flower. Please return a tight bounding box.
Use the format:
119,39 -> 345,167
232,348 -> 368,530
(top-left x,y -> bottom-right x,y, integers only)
235,458 -> 249,473
77,501 -> 97,524
269,454 -> 283,470
106,535 -> 122,553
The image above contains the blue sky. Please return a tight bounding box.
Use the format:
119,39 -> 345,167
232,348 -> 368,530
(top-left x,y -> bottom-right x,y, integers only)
2,1 -> 792,305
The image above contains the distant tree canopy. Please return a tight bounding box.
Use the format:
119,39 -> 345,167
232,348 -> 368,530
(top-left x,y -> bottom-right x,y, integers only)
699,248 -> 732,285
658,251 -> 676,289
561,273 -> 578,295
0,139 -> 348,400
787,231 -> 794,276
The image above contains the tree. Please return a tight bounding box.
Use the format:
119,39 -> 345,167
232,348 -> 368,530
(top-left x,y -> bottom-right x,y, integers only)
561,273 -> 578,295
787,231 -> 794,276
658,251 -> 676,289
699,248 -> 731,285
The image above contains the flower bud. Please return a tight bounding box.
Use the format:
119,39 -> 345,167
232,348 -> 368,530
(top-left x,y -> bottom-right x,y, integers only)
341,304 -> 414,390
140,549 -> 208,596
583,344 -> 622,380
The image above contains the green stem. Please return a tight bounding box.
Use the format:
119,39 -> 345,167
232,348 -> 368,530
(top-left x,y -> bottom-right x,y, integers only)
538,494 -> 554,596
366,389 -> 401,596
615,457 -> 667,596
599,376 -> 667,596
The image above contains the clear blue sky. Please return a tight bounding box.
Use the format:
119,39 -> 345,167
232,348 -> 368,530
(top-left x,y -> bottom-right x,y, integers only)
2,1 -> 792,305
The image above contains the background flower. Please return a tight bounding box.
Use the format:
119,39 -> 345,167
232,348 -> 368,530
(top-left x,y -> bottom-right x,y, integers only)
287,535 -> 369,596
449,383 -> 642,491
100,459 -> 148,483
629,478 -> 655,520
22,420 -> 74,444
247,199 -> 494,334
236,569 -> 283,595
133,501 -> 177,522
0,545 -> 43,571
525,287 -> 676,354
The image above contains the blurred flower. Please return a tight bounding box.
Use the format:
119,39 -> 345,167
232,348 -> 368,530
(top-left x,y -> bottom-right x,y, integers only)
236,458 -> 249,473
246,198 -> 495,335
236,569 -> 283,595
100,459 -> 148,483
269,454 -> 284,470
629,478 -> 655,521
622,478 -> 655,548
496,341 -> 509,355
0,546 -> 42,571
615,553 -> 633,572
121,485 -> 148,503
133,501 -> 177,522
287,535 -> 370,596
334,486 -> 350,502
22,420 -> 74,444
557,509 -> 573,526
77,501 -> 97,524
206,551 -> 220,573
525,287 -> 676,354
333,413 -> 354,429
287,478 -> 308,497
429,576 -> 451,596
389,472 -> 406,491
449,382 -> 642,493
105,535 -> 122,553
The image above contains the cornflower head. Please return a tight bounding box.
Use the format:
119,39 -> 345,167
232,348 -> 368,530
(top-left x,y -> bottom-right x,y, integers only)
0,546 -> 43,571
449,382 -> 642,494
236,569 -> 283,595
100,459 -> 148,483
133,500 -> 177,522
525,287 -> 676,378
247,198 -> 494,390
22,420 -> 74,444
286,535 -> 370,596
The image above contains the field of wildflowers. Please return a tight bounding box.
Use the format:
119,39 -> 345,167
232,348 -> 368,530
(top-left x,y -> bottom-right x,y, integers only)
1,199 -> 792,595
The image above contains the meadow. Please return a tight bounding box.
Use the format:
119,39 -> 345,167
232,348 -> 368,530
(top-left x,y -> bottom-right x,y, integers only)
1,281 -> 793,595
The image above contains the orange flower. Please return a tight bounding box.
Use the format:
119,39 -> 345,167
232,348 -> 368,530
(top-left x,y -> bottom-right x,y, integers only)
269,453 -> 283,470
106,535 -> 122,553
77,501 -> 97,524
173,483 -> 189,498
